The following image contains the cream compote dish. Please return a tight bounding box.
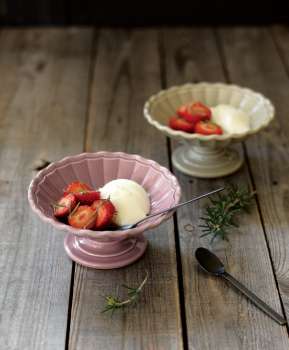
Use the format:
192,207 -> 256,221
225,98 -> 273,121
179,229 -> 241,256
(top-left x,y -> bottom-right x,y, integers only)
144,83 -> 274,178
100,179 -> 150,226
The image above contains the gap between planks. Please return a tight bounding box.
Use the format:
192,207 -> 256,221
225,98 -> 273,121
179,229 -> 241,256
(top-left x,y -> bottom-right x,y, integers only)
158,29 -> 189,350
65,28 -> 99,350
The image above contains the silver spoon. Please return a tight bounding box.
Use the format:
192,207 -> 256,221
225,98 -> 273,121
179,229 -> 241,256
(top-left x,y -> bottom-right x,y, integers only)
195,247 -> 286,325
115,187 -> 224,231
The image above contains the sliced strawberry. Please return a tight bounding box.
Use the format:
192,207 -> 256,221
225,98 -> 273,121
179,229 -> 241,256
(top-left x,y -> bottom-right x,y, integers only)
68,205 -> 96,229
169,116 -> 195,133
177,104 -> 189,119
178,102 -> 211,124
74,190 -> 100,204
91,199 -> 116,229
194,120 -> 223,135
53,193 -> 77,218
189,102 -> 211,120
64,181 -> 91,196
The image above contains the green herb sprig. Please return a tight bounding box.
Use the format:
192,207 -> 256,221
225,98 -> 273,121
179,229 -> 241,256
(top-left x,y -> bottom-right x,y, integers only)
199,184 -> 255,243
102,272 -> 148,315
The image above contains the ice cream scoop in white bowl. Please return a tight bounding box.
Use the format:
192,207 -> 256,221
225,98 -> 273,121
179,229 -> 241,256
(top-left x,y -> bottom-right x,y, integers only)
144,83 -> 274,178
211,105 -> 251,134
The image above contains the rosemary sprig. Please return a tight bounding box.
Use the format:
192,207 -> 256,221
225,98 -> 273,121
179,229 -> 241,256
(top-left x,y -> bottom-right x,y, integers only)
199,184 -> 255,243
102,271 -> 148,315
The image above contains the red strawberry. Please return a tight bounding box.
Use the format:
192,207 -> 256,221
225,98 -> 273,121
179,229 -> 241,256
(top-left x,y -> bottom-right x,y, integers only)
169,116 -> 195,133
91,199 -> 116,229
194,120 -> 223,135
53,193 -> 77,218
74,190 -> 100,204
64,181 -> 99,203
68,205 -> 96,229
177,104 -> 187,117
64,181 -> 91,196
177,102 -> 211,124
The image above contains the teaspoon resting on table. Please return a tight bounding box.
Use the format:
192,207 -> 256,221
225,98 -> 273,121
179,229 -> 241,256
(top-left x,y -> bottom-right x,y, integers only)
110,187 -> 224,231
195,247 -> 286,325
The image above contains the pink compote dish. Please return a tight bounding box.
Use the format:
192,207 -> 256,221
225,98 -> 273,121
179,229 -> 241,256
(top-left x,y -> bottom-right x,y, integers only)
28,152 -> 181,269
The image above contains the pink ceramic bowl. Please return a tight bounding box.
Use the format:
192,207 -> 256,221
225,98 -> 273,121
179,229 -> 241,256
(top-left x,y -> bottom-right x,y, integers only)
28,152 -> 181,269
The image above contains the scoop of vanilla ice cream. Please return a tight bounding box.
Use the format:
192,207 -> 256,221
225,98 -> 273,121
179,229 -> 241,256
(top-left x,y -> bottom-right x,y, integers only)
212,104 -> 250,134
100,179 -> 150,226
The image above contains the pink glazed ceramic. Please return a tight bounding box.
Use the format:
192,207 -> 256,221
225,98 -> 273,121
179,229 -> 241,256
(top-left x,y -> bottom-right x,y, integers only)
28,152 -> 181,269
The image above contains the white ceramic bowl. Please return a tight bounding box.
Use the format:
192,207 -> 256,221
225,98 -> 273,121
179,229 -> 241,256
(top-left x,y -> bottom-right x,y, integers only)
144,83 -> 274,178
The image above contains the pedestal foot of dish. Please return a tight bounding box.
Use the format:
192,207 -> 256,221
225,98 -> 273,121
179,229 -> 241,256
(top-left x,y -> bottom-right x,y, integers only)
172,142 -> 243,178
64,233 -> 148,269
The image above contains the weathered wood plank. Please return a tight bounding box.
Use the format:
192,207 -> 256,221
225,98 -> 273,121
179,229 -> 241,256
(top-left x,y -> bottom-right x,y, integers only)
162,27 -> 289,349
218,25 -> 289,320
0,28 -> 93,349
69,29 -> 183,350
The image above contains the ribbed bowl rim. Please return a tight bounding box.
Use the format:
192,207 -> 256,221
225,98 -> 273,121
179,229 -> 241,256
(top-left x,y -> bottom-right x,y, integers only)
144,82 -> 275,141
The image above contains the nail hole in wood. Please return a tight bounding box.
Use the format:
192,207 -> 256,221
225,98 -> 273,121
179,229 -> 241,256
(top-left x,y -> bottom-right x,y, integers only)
35,61 -> 46,72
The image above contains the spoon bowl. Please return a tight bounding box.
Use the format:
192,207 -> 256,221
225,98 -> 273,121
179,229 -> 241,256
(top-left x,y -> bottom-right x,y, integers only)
195,247 -> 225,275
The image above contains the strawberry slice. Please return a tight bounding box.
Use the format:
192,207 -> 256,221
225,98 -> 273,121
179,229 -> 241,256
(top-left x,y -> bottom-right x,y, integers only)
64,181 -> 99,203
53,193 -> 77,218
169,116 -> 195,133
74,190 -> 100,204
194,120 -> 223,135
177,104 -> 189,119
68,205 -> 96,229
177,102 -> 211,124
91,199 -> 116,229
64,181 -> 91,196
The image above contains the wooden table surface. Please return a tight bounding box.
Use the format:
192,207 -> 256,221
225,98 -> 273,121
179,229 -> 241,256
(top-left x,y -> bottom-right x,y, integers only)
1,25 -> 289,350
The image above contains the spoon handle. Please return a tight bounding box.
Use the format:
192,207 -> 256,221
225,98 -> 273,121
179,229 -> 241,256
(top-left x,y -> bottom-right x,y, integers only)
222,272 -> 286,325
136,187 -> 224,226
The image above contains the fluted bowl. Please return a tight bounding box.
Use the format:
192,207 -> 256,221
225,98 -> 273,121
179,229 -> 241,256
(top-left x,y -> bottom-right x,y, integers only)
144,83 -> 274,178
144,82 -> 274,141
28,152 -> 181,269
28,151 -> 181,240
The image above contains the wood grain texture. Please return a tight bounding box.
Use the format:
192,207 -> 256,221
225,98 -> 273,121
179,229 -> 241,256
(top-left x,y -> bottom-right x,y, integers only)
69,29 -> 183,350
161,27 -> 289,349
0,28 -> 93,349
218,25 -> 289,320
